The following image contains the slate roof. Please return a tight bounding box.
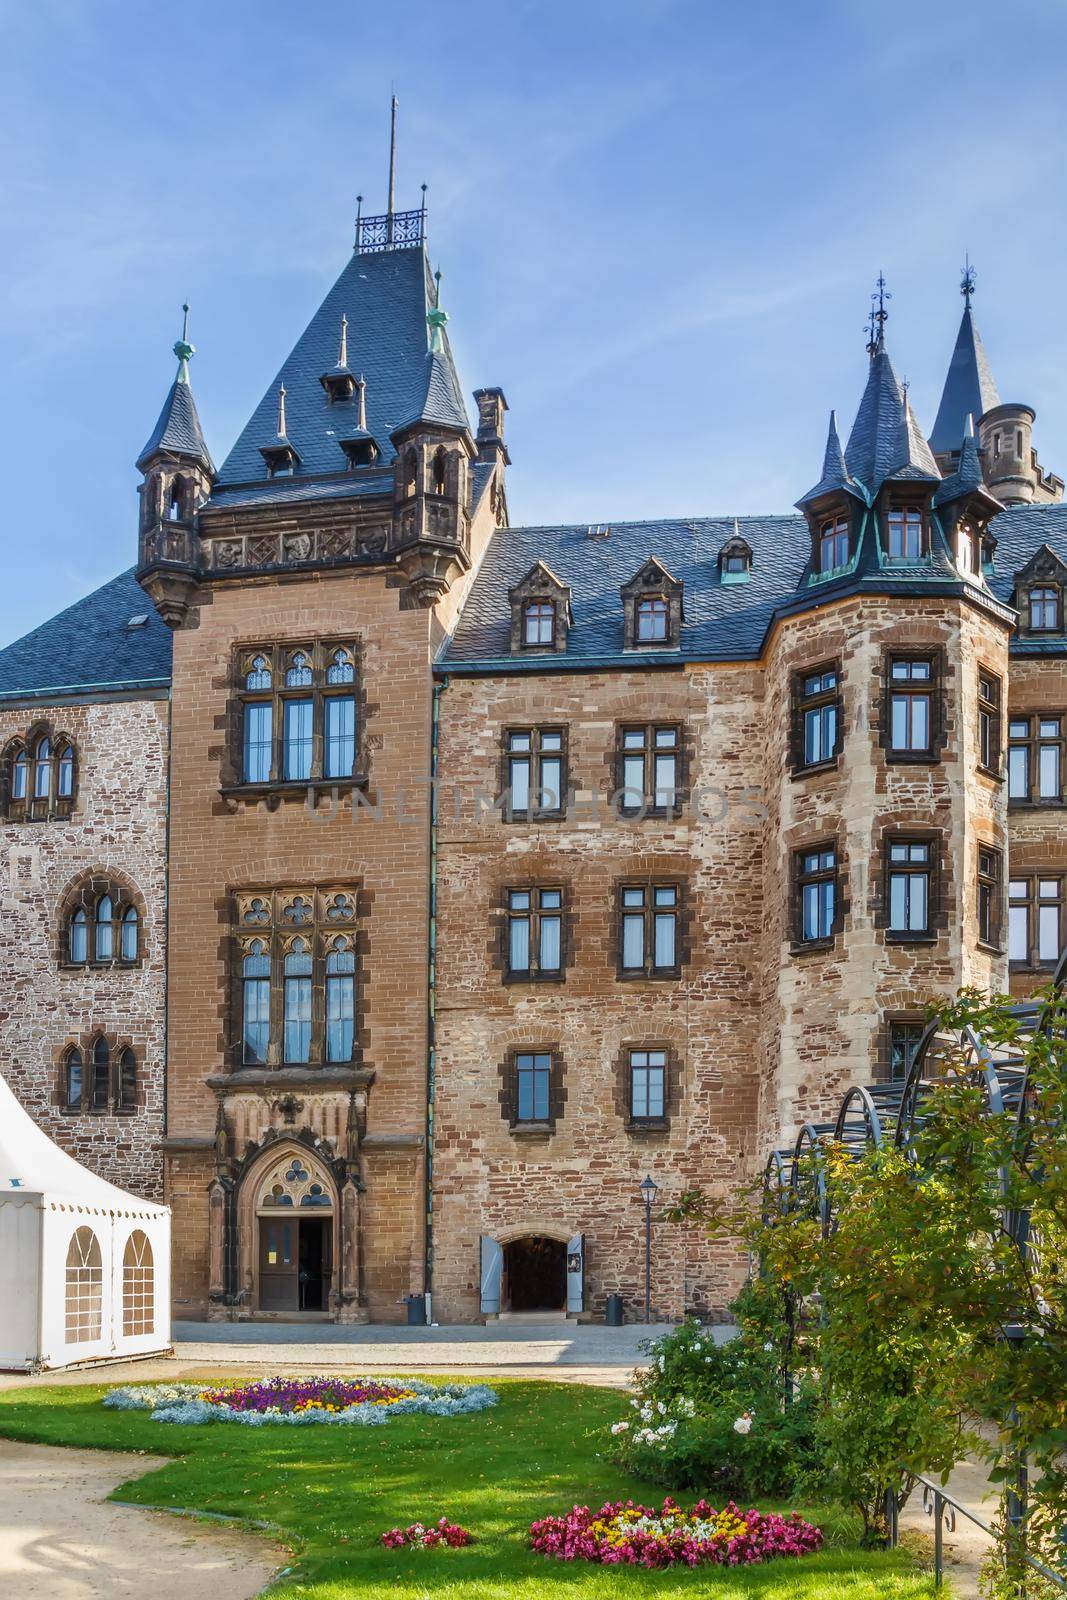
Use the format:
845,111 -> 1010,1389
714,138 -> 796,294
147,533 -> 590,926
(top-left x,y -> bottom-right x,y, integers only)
213,246 -> 469,492
137,368 -> 214,472
929,306 -> 1001,455
797,410 -> 866,506
843,344 -> 940,495
442,502 -> 1067,671
0,570 -> 172,701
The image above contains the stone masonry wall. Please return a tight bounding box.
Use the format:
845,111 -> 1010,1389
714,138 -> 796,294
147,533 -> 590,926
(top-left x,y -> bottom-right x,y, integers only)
1006,656 -> 1067,999
0,695 -> 168,1199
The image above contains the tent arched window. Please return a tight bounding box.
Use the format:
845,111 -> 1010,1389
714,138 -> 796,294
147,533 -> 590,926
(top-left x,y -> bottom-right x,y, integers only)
69,907 -> 88,963
56,744 -> 75,798
33,737 -> 52,800
121,906 -> 139,962
4,727 -> 78,819
94,895 -> 113,960
65,1227 -> 103,1343
10,747 -> 27,801
64,883 -> 143,967
122,1231 -> 154,1336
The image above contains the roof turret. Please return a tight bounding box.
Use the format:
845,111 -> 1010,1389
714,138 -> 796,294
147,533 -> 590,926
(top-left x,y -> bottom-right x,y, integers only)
929,263 -> 1001,456
136,305 -> 214,473
797,410 -> 867,507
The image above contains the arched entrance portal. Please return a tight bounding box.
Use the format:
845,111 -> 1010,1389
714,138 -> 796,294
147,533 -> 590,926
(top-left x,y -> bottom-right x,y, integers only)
254,1151 -> 334,1313
503,1235 -> 566,1312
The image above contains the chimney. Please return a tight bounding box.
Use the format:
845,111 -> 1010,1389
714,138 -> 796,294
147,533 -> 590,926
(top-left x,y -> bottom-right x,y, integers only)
473,387 -> 510,467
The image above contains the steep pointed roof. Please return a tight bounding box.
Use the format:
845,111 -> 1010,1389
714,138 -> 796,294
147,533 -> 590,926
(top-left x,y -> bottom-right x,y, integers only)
929,305 -> 1000,455
137,338 -> 214,473
844,343 -> 939,495
213,246 -> 469,490
797,410 -> 867,506
934,417 -> 1001,510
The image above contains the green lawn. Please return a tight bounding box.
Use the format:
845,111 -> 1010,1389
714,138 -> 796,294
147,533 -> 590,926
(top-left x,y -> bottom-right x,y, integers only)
0,1377 -> 933,1597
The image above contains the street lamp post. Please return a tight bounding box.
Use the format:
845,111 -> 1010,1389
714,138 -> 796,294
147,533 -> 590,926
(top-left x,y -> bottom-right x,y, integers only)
640,1174 -> 659,1324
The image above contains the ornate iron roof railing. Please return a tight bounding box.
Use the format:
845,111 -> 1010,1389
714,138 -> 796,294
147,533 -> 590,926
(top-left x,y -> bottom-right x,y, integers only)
356,206 -> 426,254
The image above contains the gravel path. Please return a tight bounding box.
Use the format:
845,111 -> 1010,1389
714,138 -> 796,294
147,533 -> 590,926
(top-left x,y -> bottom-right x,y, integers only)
0,1439 -> 283,1599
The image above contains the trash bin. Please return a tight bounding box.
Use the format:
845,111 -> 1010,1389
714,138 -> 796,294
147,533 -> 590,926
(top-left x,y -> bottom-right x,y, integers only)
405,1293 -> 427,1326
605,1293 -> 624,1327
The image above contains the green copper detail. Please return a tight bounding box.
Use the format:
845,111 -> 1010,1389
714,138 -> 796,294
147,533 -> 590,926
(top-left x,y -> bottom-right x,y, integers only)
427,304 -> 448,354
173,303 -> 195,378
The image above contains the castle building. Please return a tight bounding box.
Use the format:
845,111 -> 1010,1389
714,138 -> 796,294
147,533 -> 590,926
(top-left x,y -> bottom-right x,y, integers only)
1,207 -> 1065,1324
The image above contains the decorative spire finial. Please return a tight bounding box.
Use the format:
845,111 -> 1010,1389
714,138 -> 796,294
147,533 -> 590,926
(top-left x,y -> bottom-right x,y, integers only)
961,254 -> 976,309
387,94 -> 398,220
173,302 -> 195,378
277,384 -> 287,439
427,268 -> 448,352
337,314 -> 349,370
865,271 -> 892,358
356,373 -> 367,432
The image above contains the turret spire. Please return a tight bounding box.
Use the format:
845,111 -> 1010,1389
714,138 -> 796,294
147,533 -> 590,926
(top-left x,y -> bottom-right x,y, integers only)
135,306 -> 213,473
929,262 -> 1001,458
174,303 -> 194,381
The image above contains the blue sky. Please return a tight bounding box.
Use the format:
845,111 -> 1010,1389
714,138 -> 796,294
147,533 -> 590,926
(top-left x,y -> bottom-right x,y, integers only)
2,0 -> 1066,644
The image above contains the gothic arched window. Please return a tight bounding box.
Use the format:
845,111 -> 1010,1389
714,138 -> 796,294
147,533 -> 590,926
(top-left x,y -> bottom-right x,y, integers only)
65,1227 -> 102,1343
283,938 -> 313,1063
118,1047 -> 137,1112
121,905 -> 139,962
167,479 -> 184,521
326,648 -> 354,684
325,935 -> 356,1062
95,895 -> 114,961
3,726 -> 78,820
64,1047 -> 83,1111
242,939 -> 271,1064
285,651 -> 313,687
91,1037 -> 110,1111
403,448 -> 418,498
432,447 -> 448,496
69,906 -> 88,963
245,654 -> 272,691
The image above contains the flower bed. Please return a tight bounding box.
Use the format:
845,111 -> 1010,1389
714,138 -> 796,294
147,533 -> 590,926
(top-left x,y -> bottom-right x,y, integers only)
103,1375 -> 498,1427
529,1497 -> 822,1568
380,1517 -> 473,1549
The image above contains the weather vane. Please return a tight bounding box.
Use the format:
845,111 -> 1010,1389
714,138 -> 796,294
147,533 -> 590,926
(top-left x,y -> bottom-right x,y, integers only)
960,254 -> 976,309
865,272 -> 892,357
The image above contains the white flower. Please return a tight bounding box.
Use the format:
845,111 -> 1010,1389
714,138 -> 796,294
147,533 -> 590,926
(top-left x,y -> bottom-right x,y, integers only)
656,1400 -> 667,1415
657,1354 -> 666,1371
630,1398 -> 640,1409
676,1397 -> 696,1417
733,1413 -> 753,1435
704,1356 -> 714,1363
610,1421 -> 630,1435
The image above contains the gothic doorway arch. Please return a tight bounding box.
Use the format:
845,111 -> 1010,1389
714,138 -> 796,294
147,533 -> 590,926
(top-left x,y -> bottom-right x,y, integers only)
237,1144 -> 337,1314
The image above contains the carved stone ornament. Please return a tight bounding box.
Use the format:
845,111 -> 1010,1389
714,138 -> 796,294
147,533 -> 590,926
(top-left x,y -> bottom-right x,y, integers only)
248,535 -> 278,567
283,532 -> 313,563
215,540 -> 244,569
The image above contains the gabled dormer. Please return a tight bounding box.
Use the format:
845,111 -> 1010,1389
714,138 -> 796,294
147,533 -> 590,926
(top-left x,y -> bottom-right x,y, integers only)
718,533 -> 752,584
796,411 -> 867,583
621,556 -> 683,650
1012,544 -> 1067,636
337,377 -> 380,469
508,561 -> 573,654
319,314 -> 359,403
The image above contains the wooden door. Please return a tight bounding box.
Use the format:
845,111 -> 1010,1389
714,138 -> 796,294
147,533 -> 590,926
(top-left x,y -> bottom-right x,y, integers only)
258,1216 -> 298,1310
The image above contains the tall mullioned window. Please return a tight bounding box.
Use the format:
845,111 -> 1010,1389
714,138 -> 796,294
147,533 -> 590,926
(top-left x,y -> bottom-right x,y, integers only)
887,654 -> 937,758
978,671 -> 1002,774
619,883 -> 680,977
234,888 -> 359,1068
1009,875 -> 1063,968
795,844 -> 839,945
522,600 -> 556,647
886,839 -> 933,938
65,886 -> 141,968
818,515 -> 850,573
1008,715 -> 1063,804
1028,586 -> 1061,632
514,1051 -> 552,1123
886,507 -> 924,561
506,887 -> 563,979
977,847 -> 1002,949
793,665 -> 841,771
629,1048 -> 667,1122
617,725 -> 680,814
3,727 -> 77,821
504,728 -> 565,819
235,642 -> 359,789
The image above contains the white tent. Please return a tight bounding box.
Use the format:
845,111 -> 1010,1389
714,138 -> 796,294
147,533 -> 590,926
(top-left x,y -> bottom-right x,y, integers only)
0,1072 -> 170,1370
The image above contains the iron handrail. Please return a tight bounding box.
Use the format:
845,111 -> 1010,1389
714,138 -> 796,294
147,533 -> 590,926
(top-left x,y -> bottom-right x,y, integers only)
893,1474 -> 1067,1593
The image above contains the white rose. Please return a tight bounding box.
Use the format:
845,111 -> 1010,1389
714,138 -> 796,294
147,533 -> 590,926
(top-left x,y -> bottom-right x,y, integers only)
610,1421 -> 630,1435
733,1413 -> 753,1435
657,1401 -> 667,1415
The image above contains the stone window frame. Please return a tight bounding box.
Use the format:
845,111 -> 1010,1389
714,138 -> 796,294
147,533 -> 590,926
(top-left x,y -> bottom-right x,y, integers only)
977,843 -> 1004,954
613,722 -> 688,819
880,645 -> 948,765
791,838 -> 844,954
614,876 -> 688,981
57,1032 -> 140,1117
224,638 -> 368,797
497,1043 -> 565,1135
612,1039 -> 681,1135
229,886 -> 367,1071
1007,712 -> 1065,807
499,883 -> 569,985
874,828 -> 945,945
977,667 -> 1004,780
506,561 -> 572,655
620,557 -> 684,651
877,1013 -> 927,1082
1,720 -> 78,823
790,660 -> 843,776
58,872 -> 146,971
500,725 -> 568,822
1008,872 -> 1064,970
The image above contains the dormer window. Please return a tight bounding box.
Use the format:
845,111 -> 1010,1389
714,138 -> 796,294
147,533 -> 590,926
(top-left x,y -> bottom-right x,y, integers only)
340,437 -> 379,470
523,600 -> 555,648
818,515 -> 850,573
958,523 -> 983,578
508,561 -> 572,655
635,597 -> 669,643
887,508 -> 923,562
719,537 -> 752,584
1029,586 -> 1060,631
